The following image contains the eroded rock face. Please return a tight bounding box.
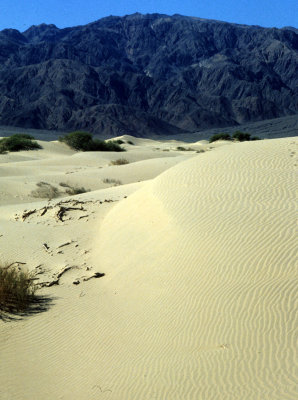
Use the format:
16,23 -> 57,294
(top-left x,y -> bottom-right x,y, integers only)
0,14 -> 297,137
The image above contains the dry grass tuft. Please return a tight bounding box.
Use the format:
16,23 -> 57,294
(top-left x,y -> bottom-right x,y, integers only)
102,178 -> 122,186
59,182 -> 90,195
31,182 -> 60,199
110,158 -> 129,166
0,264 -> 37,313
176,146 -> 195,151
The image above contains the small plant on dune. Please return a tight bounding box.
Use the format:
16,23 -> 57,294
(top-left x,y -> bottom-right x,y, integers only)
110,158 -> 129,165
59,182 -> 71,188
176,146 -> 195,151
0,134 -> 42,153
196,149 -> 205,153
31,181 -> 61,199
209,133 -> 232,143
65,186 -> 90,195
59,182 -> 90,195
232,132 -> 261,141
59,131 -> 125,152
127,140 -> 135,145
209,131 -> 261,143
232,131 -> 252,142
101,140 -> 126,152
0,263 -> 37,313
102,178 -> 122,186
110,139 -> 125,145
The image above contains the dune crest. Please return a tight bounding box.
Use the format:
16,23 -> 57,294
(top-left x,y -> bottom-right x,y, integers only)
95,138 -> 297,399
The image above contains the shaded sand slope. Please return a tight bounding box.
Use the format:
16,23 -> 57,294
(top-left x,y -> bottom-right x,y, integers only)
95,138 -> 297,399
0,137 -> 296,400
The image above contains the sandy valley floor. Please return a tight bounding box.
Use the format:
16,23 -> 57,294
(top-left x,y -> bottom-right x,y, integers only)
0,135 -> 297,399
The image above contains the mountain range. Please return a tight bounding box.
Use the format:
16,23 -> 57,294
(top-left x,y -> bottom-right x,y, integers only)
0,13 -> 297,137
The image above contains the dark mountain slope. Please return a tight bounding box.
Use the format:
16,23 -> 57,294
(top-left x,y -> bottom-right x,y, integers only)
0,14 -> 297,137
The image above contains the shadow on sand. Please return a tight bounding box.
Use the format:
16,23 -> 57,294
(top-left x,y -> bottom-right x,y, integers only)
0,294 -> 56,322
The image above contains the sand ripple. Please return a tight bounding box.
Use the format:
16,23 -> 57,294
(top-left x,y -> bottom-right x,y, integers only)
1,138 -> 296,399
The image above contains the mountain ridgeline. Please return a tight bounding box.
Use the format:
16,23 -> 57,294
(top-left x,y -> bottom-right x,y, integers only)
0,13 -> 297,137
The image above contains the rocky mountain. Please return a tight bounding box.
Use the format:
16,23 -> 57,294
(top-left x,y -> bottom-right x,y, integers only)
0,13 -> 297,137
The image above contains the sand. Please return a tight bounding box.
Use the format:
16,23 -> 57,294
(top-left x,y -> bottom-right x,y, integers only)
0,135 -> 297,399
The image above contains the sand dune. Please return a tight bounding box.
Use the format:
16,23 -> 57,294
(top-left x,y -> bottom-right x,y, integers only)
0,137 -> 297,399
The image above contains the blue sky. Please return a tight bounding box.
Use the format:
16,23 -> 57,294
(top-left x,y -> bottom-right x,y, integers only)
0,0 -> 297,32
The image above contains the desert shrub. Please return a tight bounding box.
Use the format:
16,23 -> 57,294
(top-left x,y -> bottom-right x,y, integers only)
110,158 -> 129,165
10,133 -> 35,140
196,149 -> 205,153
59,131 -> 125,152
99,140 -> 125,152
59,182 -> 90,195
0,134 -> 42,153
0,264 -> 37,313
209,133 -> 231,143
110,139 -> 124,145
59,131 -> 94,150
31,182 -> 60,199
232,131 -> 251,142
102,178 -> 122,186
176,146 -> 195,151
127,140 -> 135,145
59,182 -> 71,188
251,136 -> 261,140
65,186 -> 90,195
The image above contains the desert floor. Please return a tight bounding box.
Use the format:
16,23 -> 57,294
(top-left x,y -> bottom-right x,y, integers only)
0,135 -> 297,400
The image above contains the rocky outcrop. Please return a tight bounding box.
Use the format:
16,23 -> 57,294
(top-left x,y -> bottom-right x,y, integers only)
0,14 -> 297,137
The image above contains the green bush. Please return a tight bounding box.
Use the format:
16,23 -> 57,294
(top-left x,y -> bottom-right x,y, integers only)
110,139 -> 125,145
59,131 -> 125,152
0,134 -> 42,153
209,131 -> 261,143
0,264 -> 37,313
10,133 -> 35,140
209,133 -> 231,143
232,131 -> 251,142
59,131 -> 93,151
98,140 -> 125,152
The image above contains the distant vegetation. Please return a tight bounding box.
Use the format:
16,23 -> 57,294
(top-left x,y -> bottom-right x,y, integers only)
31,181 -> 90,199
209,133 -> 232,143
0,263 -> 37,313
31,182 -> 60,200
102,178 -> 122,186
110,139 -> 125,145
176,146 -> 195,151
0,134 -> 42,153
59,131 -> 125,152
209,131 -> 261,143
59,182 -> 90,195
110,158 -> 129,165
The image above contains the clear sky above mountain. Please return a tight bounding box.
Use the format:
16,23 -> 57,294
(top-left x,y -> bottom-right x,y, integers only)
0,0 -> 297,32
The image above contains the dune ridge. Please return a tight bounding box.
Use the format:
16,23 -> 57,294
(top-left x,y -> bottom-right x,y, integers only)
94,138 -> 297,399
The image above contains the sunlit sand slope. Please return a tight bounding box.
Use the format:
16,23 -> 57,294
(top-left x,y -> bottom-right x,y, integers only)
95,137 -> 297,399
0,137 -> 296,400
